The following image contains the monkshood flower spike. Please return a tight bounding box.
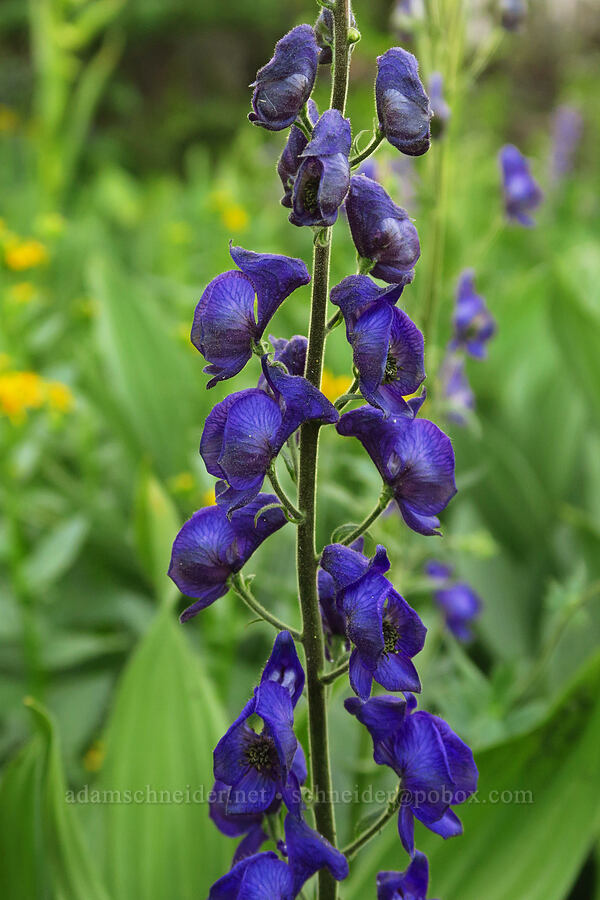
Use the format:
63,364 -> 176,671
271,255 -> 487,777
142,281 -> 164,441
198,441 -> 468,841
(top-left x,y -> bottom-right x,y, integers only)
499,144 -> 543,226
167,496 -> 286,621
314,5 -> 358,65
321,542 -> 427,699
346,696 -> 478,856
376,48 -> 432,156
346,176 -> 421,283
201,359 -> 338,514
249,25 -> 319,131
290,108 -> 351,228
191,245 -> 310,387
337,407 -> 457,535
330,274 -> 425,417
450,269 -> 496,359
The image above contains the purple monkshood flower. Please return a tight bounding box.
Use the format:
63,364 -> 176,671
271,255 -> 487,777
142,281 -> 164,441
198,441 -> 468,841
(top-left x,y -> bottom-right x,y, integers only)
277,100 -> 318,208
550,105 -> 583,182
499,144 -> 543,227
428,72 -> 450,140
345,695 -> 478,856
346,176 -> 421,284
330,275 -> 425,417
201,359 -> 338,514
439,352 -> 474,425
435,582 -> 482,642
314,5 -> 357,65
449,270 -> 495,359
337,407 -> 457,536
209,780 -> 269,865
258,336 -> 308,391
208,814 -> 347,899
168,496 -> 286,621
321,543 -> 427,699
290,109 -> 351,228
378,851 -> 437,900
249,25 -> 319,131
213,631 -> 305,816
500,0 -> 526,31
191,245 -> 310,388
376,48 -> 431,157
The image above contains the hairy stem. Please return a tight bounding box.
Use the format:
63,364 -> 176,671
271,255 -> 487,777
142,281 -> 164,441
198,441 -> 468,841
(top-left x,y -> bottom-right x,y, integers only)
340,490 -> 391,546
231,576 -> 302,640
268,464 -> 303,522
342,784 -> 401,859
296,4 -> 351,898
349,130 -> 383,168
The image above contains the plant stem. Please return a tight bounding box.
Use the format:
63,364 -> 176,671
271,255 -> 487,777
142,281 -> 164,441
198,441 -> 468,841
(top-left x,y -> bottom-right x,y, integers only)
340,490 -> 390,545
342,784 -> 401,859
230,576 -> 301,640
334,376 -> 359,411
268,464 -> 303,522
296,5 -> 351,898
320,658 -> 349,685
349,131 -> 383,168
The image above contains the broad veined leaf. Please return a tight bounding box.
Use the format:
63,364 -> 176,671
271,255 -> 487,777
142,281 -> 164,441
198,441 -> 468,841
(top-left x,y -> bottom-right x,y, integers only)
134,464 -> 181,605
87,607 -> 230,899
344,651 -> 600,900
0,699 -> 110,900
22,515 -> 90,595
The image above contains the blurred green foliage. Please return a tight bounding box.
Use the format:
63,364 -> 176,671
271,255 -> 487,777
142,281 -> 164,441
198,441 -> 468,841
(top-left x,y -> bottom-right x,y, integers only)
1,0 -> 600,897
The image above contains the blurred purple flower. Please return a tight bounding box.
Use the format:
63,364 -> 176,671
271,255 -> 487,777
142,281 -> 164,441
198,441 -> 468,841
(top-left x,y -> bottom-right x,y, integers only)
330,274 -> 425,417
450,269 -> 495,359
346,176 -> 421,284
191,245 -> 310,387
376,48 -> 431,157
499,144 -> 543,226
428,72 -> 450,139
168,497 -> 287,620
439,353 -> 474,425
249,25 -> 319,131
337,407 -> 457,535
435,582 -> 482,642
500,0 -> 527,31
290,109 -> 351,227
550,105 -> 583,182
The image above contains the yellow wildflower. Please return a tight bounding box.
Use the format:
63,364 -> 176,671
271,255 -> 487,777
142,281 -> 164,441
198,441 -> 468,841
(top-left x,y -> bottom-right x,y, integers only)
0,370 -> 73,422
320,369 -> 352,404
202,487 -> 216,507
46,381 -> 74,413
5,239 -> 49,271
0,104 -> 19,133
0,371 -> 44,422
221,204 -> 249,232
83,740 -> 105,773
7,282 -> 36,305
169,471 -> 195,494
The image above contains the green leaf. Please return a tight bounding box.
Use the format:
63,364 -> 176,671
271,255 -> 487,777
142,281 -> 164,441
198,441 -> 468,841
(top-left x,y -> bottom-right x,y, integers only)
134,465 -> 181,604
88,607 -> 231,899
0,699 -> 110,900
22,515 -> 89,594
345,652 -> 600,900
